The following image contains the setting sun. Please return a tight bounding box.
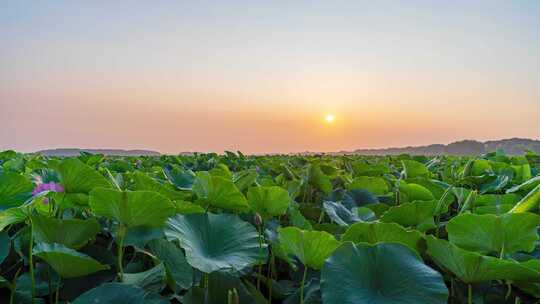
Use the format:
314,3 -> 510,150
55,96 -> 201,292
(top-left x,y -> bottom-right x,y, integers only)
325,114 -> 336,124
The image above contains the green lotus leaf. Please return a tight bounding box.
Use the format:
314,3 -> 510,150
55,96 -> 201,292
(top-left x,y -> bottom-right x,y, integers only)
402,159 -> 431,178
321,242 -> 448,304
121,226 -> 164,248
426,236 -> 540,283
173,200 -> 205,214
53,158 -> 111,194
33,243 -> 109,278
73,282 -> 166,304
406,178 -> 453,205
471,159 -> 493,176
475,204 -> 513,215
512,164 -> 532,184
234,169 -> 258,192
148,239 -> 193,291
247,186 -> 291,219
0,206 -> 28,233
288,205 -> 313,230
347,176 -> 388,195
380,200 -> 437,232
278,226 -> 341,270
132,171 -> 188,201
507,176 -> 540,195
32,215 -> 100,249
342,222 -> 423,254
476,193 -> 521,206
165,213 -> 266,273
323,201 -> 368,227
399,183 -> 435,202
509,184 -> 540,213
352,162 -> 390,177
89,188 -> 175,228
164,165 -> 196,190
192,171 -> 249,212
123,263 -> 166,293
343,189 -> 379,208
0,171 -> 33,210
308,164 -> 332,194
447,213 -> 540,255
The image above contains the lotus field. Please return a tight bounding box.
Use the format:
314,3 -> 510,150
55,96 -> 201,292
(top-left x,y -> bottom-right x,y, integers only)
2,150 -> 540,303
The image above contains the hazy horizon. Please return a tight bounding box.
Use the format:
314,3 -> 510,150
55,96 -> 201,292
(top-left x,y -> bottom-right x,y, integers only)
2,1 -> 539,154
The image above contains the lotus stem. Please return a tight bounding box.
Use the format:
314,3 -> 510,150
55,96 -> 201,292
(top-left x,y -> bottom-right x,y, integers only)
9,267 -> 22,304
117,225 -> 127,281
256,221 -> 263,291
55,278 -> 61,304
505,282 -> 512,300
300,266 -> 308,304
268,249 -> 274,303
28,216 -> 35,304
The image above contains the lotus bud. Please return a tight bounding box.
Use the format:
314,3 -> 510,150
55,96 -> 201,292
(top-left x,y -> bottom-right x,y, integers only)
254,213 -> 263,226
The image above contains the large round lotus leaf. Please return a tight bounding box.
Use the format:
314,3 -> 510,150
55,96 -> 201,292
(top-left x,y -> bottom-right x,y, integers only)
406,178 -> 453,206
73,283 -> 165,304
89,188 -> 175,228
321,242 -> 448,304
399,183 -> 435,202
165,213 -> 266,273
33,243 -> 109,278
53,158 -> 111,194
278,226 -> 341,270
426,236 -> 540,283
247,186 -> 290,219
347,176 -> 388,195
32,215 -> 100,249
0,171 -> 33,211
342,222 -> 423,254
401,160 -> 430,178
380,200 -> 437,232
192,171 -> 250,212
447,213 -> 540,255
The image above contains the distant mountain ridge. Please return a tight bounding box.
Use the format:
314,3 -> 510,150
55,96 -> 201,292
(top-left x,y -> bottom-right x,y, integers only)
350,138 -> 540,155
37,148 -> 161,156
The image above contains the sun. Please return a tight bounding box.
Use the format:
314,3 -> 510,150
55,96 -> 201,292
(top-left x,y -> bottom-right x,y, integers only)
324,114 -> 335,124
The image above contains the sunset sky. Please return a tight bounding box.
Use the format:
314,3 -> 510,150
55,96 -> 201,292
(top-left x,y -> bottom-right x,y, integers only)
1,1 -> 539,154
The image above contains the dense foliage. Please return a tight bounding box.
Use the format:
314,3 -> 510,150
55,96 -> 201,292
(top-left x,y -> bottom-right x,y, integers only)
1,149 -> 540,303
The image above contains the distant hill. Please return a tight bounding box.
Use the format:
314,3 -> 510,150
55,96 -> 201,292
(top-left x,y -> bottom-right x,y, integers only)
350,138 -> 540,155
37,148 -> 161,156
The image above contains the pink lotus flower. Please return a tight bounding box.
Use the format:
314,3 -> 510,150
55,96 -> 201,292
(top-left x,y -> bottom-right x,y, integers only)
32,182 -> 65,204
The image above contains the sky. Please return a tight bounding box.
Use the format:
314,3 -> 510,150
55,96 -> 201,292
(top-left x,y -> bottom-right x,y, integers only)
1,1 -> 539,154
